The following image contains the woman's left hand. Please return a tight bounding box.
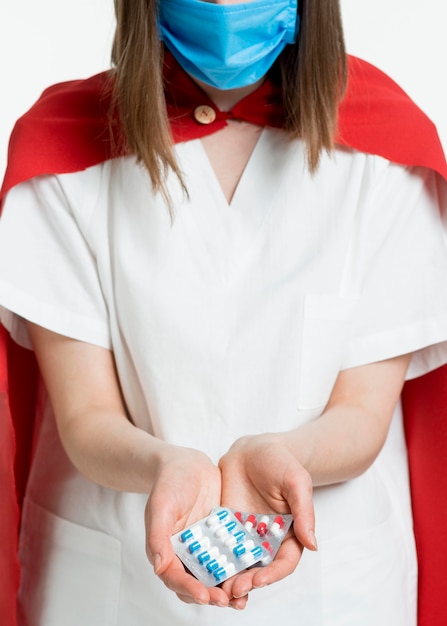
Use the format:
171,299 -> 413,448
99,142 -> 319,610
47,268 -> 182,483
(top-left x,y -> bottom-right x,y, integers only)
217,433 -> 317,606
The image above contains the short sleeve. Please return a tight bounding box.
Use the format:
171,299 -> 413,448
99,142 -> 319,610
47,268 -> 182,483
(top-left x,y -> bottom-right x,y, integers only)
341,163 -> 447,379
0,175 -> 111,349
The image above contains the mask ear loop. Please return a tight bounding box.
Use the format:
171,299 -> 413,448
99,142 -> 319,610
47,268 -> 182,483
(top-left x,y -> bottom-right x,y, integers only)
296,0 -> 303,39
268,0 -> 300,82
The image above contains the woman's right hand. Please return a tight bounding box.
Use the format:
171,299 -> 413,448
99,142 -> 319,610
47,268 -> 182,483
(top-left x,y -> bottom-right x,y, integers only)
25,323 -> 240,608
144,444 -> 235,607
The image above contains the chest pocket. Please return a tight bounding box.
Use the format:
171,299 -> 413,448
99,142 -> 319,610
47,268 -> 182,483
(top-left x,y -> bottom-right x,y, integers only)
298,294 -> 359,411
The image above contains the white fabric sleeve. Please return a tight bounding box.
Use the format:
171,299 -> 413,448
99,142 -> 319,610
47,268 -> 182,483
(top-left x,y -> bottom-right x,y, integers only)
341,163 -> 447,379
0,175 -> 111,349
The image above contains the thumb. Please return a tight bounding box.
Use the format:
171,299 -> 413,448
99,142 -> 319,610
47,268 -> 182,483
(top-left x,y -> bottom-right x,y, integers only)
145,497 -> 178,575
283,468 -> 318,552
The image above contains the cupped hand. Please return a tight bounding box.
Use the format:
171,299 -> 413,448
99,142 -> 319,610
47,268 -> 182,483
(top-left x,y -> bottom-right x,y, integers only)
145,444 -> 231,607
218,432 -> 317,602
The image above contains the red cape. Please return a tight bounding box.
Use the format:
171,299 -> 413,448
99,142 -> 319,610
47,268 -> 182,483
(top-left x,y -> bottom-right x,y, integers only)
1,55 -> 446,197
1,55 -> 447,625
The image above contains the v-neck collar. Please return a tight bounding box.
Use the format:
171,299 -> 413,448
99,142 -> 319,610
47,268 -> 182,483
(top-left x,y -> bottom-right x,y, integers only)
178,128 -> 296,287
200,128 -> 265,210
197,128 -> 264,211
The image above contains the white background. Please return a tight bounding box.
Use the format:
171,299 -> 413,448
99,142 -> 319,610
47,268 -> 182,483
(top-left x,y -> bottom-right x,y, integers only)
0,0 -> 446,177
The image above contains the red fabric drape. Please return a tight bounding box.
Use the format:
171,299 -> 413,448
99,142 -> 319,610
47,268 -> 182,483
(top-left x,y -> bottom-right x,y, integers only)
402,367 -> 447,625
0,327 -> 38,623
0,326 -> 20,622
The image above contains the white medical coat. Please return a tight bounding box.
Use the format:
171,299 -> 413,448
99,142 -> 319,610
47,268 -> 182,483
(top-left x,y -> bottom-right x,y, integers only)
1,129 -> 447,625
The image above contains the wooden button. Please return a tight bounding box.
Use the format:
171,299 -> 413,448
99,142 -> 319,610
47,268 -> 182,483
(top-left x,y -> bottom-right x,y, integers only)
194,105 -> 217,125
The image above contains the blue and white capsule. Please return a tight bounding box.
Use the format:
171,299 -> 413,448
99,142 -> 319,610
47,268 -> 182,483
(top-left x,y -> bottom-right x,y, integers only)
206,509 -> 229,528
233,539 -> 255,558
241,545 -> 264,566
213,562 -> 236,583
223,529 -> 246,549
214,520 -> 237,538
180,525 -> 202,543
206,554 -> 228,573
188,536 -> 211,554
197,546 -> 219,565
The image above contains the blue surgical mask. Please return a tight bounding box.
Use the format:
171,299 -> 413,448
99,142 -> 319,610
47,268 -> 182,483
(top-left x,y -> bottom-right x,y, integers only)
158,0 -> 299,91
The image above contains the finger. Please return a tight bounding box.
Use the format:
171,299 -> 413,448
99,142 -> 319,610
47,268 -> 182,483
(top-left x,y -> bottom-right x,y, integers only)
145,495 -> 193,592
154,551 -> 234,607
222,534 -> 303,598
221,568 -> 258,600
283,469 -> 318,551
250,535 -> 303,587
145,491 -> 183,574
155,554 -> 212,604
229,594 -> 249,610
177,586 -> 231,608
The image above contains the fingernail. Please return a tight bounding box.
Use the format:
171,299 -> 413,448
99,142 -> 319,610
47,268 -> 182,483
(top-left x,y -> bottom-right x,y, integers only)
215,600 -> 228,608
309,530 -> 318,551
153,553 -> 162,574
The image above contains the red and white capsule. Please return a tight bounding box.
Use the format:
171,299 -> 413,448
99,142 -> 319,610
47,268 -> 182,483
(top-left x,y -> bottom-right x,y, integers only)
261,540 -> 274,564
257,515 -> 269,536
269,515 -> 285,537
244,514 -> 257,532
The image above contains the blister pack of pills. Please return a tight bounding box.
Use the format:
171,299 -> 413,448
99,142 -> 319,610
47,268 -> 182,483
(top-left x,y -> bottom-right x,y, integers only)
171,507 -> 293,586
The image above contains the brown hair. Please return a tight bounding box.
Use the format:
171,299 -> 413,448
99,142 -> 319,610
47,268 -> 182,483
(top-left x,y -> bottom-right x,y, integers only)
111,0 -> 347,194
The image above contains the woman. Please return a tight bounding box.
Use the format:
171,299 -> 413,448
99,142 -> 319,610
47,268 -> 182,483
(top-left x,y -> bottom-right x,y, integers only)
1,0 -> 447,624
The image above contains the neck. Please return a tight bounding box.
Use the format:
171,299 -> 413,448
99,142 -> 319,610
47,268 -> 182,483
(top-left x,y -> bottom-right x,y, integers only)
189,75 -> 266,111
